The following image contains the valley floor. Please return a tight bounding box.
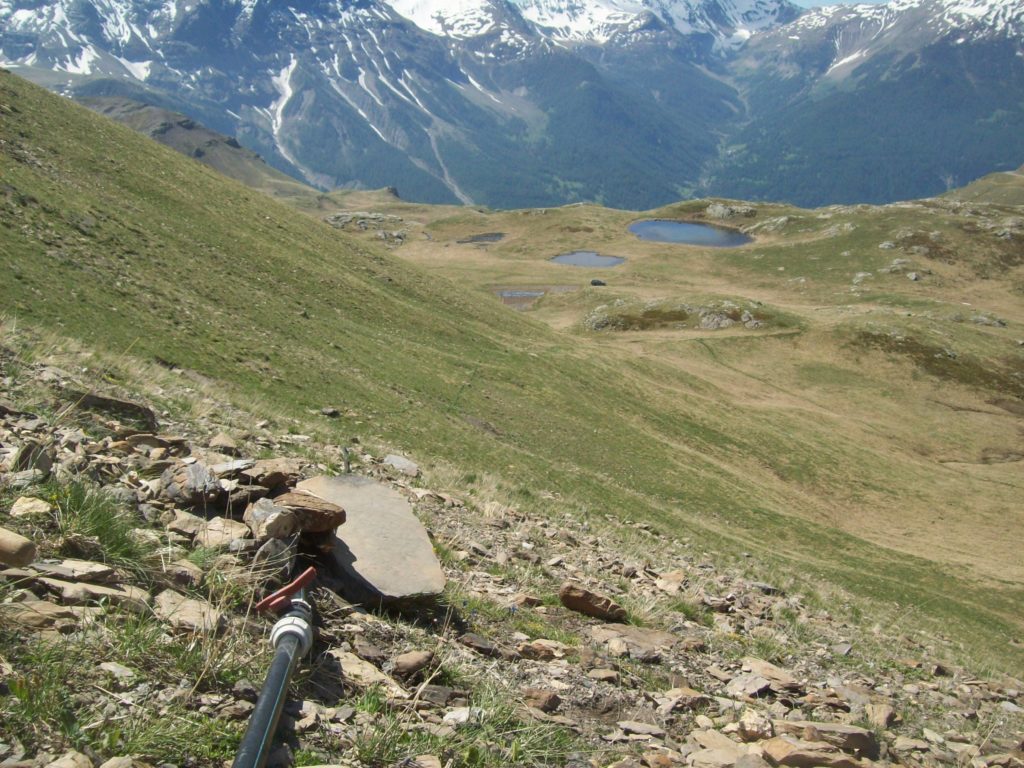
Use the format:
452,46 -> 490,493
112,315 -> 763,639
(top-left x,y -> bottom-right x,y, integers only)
321,191 -> 1024,657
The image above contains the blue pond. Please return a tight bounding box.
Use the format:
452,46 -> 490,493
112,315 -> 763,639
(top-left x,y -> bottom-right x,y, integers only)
550,251 -> 626,267
629,220 -> 752,247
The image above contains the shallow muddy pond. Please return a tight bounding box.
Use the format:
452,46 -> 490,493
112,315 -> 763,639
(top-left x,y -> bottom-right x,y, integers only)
550,251 -> 626,267
628,220 -> 752,247
458,232 -> 505,244
493,285 -> 577,310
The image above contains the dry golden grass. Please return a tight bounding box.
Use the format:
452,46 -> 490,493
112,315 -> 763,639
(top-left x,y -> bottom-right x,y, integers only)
331,191 -> 1024,587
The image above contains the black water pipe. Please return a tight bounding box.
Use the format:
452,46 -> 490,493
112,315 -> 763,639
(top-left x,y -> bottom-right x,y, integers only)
233,570 -> 316,768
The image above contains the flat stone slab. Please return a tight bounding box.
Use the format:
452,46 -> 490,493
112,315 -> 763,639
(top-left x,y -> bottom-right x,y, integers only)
33,558 -> 119,584
10,496 -> 54,518
298,475 -> 445,606
383,454 -> 420,477
154,589 -> 226,634
325,649 -> 408,699
591,623 -> 677,657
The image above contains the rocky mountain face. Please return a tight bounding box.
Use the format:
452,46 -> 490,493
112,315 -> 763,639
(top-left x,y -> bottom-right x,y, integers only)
709,0 -> 1024,205
1,0 -> 1022,207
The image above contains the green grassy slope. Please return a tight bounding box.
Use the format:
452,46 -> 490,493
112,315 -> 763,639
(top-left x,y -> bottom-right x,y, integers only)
77,97 -> 317,200
944,166 -> 1024,206
2,70 -> 1022,672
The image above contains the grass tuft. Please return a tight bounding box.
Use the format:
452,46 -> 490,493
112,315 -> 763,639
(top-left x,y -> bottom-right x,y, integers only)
48,480 -> 157,577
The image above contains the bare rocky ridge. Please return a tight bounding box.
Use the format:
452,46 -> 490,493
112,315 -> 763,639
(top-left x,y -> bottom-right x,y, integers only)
1,338 -> 1022,768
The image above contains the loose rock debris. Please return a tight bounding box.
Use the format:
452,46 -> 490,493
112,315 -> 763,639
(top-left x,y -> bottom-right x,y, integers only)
0,341 -> 1022,768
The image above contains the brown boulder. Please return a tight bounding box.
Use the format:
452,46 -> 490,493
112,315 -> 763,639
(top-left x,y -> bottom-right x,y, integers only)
68,392 -> 158,431
244,491 -> 344,541
0,599 -> 78,629
558,581 -> 627,621
272,491 -> 346,532
523,688 -> 562,713
166,509 -> 206,538
655,687 -> 712,714
209,432 -> 240,456
865,702 -> 897,728
195,516 -> 251,549
12,439 -> 54,476
391,650 -> 434,677
243,498 -> 296,541
9,496 -> 53,518
241,458 -> 304,489
32,558 -> 118,584
45,751 -> 93,768
591,623 -> 676,659
325,650 -> 407,698
743,657 -> 802,693
37,578 -> 149,613
0,526 -> 36,567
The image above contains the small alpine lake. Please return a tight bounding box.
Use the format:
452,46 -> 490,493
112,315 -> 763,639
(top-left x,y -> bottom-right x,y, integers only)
550,251 -> 626,267
628,220 -> 752,247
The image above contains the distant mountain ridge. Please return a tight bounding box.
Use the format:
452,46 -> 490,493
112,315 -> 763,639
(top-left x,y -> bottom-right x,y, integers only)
2,0 -> 1022,208
387,0 -> 797,46
709,0 -> 1024,206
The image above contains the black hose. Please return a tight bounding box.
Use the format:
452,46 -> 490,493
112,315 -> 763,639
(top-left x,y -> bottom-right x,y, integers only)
233,597 -> 312,768
232,633 -> 302,768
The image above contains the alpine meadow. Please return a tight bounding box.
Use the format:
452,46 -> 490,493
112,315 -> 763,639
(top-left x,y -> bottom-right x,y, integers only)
1,0 -> 1023,766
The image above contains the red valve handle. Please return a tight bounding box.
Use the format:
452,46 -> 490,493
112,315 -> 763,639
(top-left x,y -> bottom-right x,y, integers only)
254,566 -> 317,614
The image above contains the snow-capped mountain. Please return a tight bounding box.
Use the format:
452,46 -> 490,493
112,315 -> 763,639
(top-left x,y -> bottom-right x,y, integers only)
1,0 -> 1022,208
387,0 -> 797,47
736,0 -> 1024,81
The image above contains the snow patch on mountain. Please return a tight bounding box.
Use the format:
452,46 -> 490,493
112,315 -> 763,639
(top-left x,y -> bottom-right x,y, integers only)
270,56 -> 298,154
62,46 -> 99,75
388,0 -> 499,36
789,0 -> 1024,42
384,0 -> 797,46
514,0 -> 645,42
117,57 -> 152,81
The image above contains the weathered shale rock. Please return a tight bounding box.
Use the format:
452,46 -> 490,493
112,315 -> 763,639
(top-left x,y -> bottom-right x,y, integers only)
241,458 -> 304,489
160,461 -> 221,509
761,735 -> 868,768
297,475 -> 444,606
771,721 -> 879,759
383,454 -> 419,477
11,438 -> 53,476
195,516 -> 250,549
65,391 -> 158,431
0,525 -> 36,567
154,589 -> 226,633
244,491 -> 345,542
324,649 -> 408,698
591,623 -> 677,660
558,581 -> 627,621
9,495 -> 53,518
